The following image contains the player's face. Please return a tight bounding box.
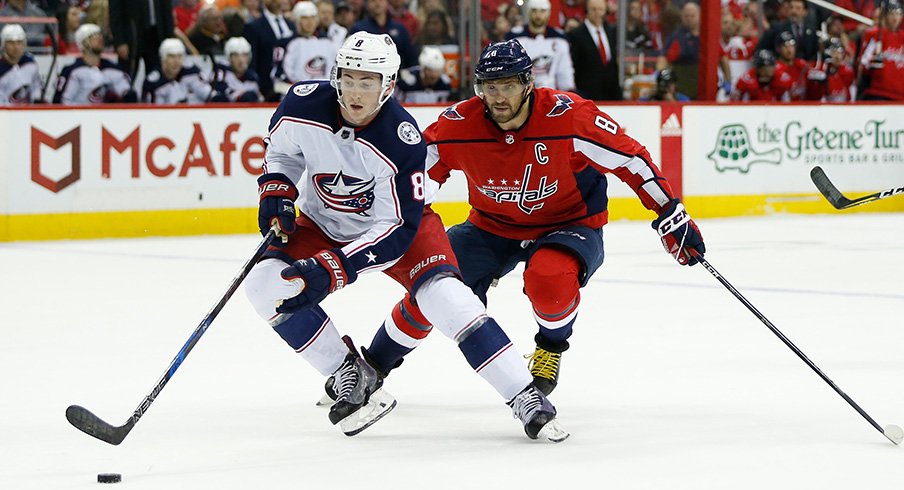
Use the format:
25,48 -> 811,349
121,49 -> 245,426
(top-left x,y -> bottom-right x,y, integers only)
756,65 -> 775,84
297,15 -> 318,36
86,33 -> 104,55
163,53 -> 184,78
477,76 -> 529,125
528,8 -> 550,29
2,39 -> 25,64
421,67 -> 440,86
886,10 -> 903,30
230,52 -> 250,73
339,69 -> 388,126
778,42 -> 795,61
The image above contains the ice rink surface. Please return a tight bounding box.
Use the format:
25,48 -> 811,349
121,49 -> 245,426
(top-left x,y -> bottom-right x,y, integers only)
1,213 -> 902,489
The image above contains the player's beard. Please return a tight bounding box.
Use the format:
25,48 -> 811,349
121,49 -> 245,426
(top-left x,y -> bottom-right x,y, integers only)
485,92 -> 529,125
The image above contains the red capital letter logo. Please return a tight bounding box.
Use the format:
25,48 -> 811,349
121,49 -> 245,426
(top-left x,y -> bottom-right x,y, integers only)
31,126 -> 81,193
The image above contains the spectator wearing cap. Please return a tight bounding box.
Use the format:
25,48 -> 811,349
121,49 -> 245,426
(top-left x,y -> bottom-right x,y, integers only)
774,30 -> 808,100
315,0 -> 347,47
334,2 -> 356,30
188,5 -> 226,56
506,0 -> 575,91
731,49 -> 794,101
396,45 -> 451,103
858,0 -> 904,100
0,24 -> 43,104
567,0 -> 621,100
243,0 -> 296,99
756,0 -> 819,60
52,23 -> 137,104
142,37 -> 212,104
350,0 -> 418,67
211,36 -> 262,102
0,0 -> 48,48
640,68 -> 690,101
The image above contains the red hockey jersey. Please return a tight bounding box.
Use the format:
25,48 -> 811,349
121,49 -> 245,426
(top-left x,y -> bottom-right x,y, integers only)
424,88 -> 676,240
732,65 -> 794,101
859,26 -> 904,100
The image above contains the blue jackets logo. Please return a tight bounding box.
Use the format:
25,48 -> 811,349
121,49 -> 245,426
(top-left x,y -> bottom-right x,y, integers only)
313,171 -> 376,215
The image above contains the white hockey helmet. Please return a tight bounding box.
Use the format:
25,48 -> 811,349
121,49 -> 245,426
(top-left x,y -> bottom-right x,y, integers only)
524,0 -> 551,11
224,36 -> 251,57
331,31 -> 401,108
1,24 -> 26,47
74,23 -> 102,51
418,46 -> 445,73
292,1 -> 318,19
159,38 -> 186,60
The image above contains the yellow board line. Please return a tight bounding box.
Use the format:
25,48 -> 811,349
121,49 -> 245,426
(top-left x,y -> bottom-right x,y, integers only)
3,195 -> 903,241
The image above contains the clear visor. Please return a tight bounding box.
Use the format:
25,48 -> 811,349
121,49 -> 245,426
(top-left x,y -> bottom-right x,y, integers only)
475,79 -> 527,98
336,70 -> 386,94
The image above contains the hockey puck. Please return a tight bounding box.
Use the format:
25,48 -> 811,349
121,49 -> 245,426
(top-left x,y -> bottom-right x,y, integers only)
97,473 -> 121,484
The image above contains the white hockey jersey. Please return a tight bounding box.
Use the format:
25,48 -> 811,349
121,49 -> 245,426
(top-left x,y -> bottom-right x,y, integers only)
506,27 -> 575,91
273,35 -> 337,83
396,66 -> 452,104
52,58 -> 133,105
0,53 -> 42,104
141,65 -> 212,104
262,81 -> 427,275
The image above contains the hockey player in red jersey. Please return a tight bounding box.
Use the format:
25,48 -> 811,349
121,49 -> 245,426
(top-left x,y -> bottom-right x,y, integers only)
244,32 -> 568,442
858,0 -> 904,100
805,38 -> 855,102
362,39 -> 705,395
731,49 -> 794,101
774,31 -> 809,100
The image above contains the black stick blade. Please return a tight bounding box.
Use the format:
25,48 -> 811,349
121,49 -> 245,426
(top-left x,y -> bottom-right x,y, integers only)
65,405 -> 133,445
810,166 -> 852,209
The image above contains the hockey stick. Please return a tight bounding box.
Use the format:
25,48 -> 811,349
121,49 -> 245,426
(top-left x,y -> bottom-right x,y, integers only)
810,166 -> 904,209
690,250 -> 903,445
66,228 -> 278,445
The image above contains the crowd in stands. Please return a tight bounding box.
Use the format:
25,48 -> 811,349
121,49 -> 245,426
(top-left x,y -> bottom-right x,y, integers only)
0,0 -> 903,105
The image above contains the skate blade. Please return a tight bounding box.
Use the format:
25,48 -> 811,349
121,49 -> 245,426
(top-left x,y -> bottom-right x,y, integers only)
338,389 -> 397,437
536,419 -> 570,443
315,394 -> 334,407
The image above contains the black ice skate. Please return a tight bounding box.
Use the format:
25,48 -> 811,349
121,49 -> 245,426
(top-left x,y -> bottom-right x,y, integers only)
326,336 -> 396,436
316,346 -> 393,407
526,334 -> 569,395
507,383 -> 569,443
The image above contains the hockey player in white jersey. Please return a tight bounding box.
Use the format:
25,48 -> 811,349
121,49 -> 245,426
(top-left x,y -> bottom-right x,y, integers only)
396,45 -> 452,104
0,24 -> 42,105
272,1 -> 337,93
52,24 -> 137,105
142,38 -> 212,104
244,31 -> 568,442
211,37 -> 263,102
505,0 -> 575,91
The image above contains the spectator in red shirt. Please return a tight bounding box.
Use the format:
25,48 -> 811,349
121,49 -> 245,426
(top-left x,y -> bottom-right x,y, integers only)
45,4 -> 84,54
806,38 -> 855,101
174,0 -> 203,33
834,0 -> 876,39
774,30 -> 808,99
732,48 -> 794,101
389,0 -> 419,39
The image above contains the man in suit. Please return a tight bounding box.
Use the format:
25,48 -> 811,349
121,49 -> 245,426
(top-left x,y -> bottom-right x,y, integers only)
757,0 -> 820,61
567,0 -> 622,100
109,0 -> 175,77
243,0 -> 296,99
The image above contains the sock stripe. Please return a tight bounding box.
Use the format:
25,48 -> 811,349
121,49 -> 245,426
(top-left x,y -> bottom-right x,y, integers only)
476,343 -> 513,373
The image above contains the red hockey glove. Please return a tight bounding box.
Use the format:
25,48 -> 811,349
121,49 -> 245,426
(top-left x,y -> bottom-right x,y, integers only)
276,249 -> 358,313
258,173 -> 299,242
652,199 -> 705,266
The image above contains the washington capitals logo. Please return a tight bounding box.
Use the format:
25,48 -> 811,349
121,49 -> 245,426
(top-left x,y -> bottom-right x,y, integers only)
546,94 -> 574,117
313,171 -> 376,215
442,103 -> 464,120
